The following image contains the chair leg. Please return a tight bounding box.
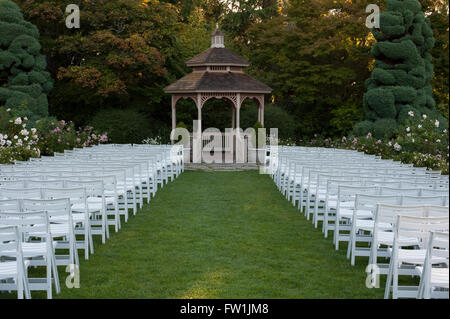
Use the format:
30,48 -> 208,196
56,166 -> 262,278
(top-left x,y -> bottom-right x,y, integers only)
46,256 -> 52,299
51,251 -> 60,294
17,274 -> 24,299
384,256 -> 395,299
88,224 -> 94,255
392,264 -> 399,299
23,267 -> 31,299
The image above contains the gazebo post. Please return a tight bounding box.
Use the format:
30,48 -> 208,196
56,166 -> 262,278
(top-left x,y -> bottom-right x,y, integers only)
260,97 -> 265,127
257,106 -> 261,123
236,93 -> 244,163
171,95 -> 176,138
236,93 -> 241,130
232,107 -> 235,129
197,93 -> 202,133
192,93 -> 202,163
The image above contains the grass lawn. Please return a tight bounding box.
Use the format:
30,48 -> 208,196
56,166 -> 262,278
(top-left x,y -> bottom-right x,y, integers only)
2,170 -> 399,299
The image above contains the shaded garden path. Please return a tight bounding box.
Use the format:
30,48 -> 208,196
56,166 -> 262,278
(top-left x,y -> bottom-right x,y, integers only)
48,171 -> 385,298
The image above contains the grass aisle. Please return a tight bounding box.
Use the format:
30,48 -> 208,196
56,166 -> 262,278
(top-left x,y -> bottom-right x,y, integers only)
11,170 -> 386,299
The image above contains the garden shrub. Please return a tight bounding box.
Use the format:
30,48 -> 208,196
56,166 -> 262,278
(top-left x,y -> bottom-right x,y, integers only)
0,0 -> 53,122
0,110 -> 39,163
372,118 -> 398,139
90,108 -> 152,144
241,104 -> 295,140
352,120 -> 373,136
358,0 -> 436,129
36,117 -> 107,156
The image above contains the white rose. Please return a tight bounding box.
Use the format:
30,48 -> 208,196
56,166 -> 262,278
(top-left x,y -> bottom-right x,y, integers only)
14,118 -> 22,125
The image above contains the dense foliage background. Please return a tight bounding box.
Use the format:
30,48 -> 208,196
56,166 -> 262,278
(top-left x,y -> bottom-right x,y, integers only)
5,0 -> 447,142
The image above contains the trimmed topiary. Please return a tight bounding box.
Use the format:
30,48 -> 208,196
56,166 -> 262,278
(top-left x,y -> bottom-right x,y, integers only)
356,0 -> 438,135
352,120 -> 374,136
372,118 -> 398,139
0,0 -> 53,122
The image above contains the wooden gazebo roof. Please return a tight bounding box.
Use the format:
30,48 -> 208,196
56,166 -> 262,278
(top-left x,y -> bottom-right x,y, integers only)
186,47 -> 250,67
164,71 -> 271,94
164,27 -> 271,94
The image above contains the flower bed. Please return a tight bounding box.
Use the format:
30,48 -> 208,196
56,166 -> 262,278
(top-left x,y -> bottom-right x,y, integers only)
280,112 -> 449,174
1,109 -> 108,164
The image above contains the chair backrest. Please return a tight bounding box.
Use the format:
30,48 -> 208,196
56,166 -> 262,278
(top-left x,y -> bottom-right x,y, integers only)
0,188 -> 42,200
421,189 -> 450,196
379,187 -> 421,196
425,205 -> 449,217
42,187 -> 87,207
402,195 -> 448,207
396,215 -> 449,249
0,225 -> 23,262
0,199 -> 21,212
0,211 -> 50,239
374,204 -> 426,227
25,180 -> 65,189
65,180 -> 104,197
0,180 -> 26,189
22,198 -> 72,225
428,231 -> 449,261
354,194 -> 401,215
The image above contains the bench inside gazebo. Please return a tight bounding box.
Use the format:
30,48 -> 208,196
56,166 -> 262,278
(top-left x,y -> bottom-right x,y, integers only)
164,25 -> 272,163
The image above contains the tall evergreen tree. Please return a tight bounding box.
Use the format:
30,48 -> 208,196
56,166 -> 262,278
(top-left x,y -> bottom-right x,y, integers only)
0,0 -> 52,122
356,0 -> 443,138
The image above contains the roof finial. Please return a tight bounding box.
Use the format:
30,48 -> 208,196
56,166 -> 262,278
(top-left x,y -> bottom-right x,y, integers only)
216,22 -> 219,30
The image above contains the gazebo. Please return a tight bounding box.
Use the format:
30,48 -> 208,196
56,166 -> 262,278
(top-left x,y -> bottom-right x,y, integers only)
164,25 -> 272,162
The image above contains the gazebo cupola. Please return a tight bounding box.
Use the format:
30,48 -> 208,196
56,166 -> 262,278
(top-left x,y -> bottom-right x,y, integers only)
211,24 -> 225,48
164,25 -> 272,140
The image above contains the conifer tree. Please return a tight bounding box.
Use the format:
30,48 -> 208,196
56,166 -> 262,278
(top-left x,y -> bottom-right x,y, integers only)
0,0 -> 53,122
355,0 -> 442,138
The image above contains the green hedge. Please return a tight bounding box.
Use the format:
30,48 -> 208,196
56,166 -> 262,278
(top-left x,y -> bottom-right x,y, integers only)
90,108 -> 152,144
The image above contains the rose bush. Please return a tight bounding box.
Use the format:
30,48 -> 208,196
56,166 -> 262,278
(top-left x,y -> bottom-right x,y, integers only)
281,110 -> 449,174
0,111 -> 40,164
35,118 -> 108,156
1,108 -> 108,163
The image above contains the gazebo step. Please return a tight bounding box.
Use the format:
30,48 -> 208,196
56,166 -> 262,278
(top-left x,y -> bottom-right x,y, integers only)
185,163 -> 259,171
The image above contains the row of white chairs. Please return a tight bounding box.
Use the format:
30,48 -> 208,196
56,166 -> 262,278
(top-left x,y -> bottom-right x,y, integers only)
0,144 -> 184,298
265,146 -> 449,298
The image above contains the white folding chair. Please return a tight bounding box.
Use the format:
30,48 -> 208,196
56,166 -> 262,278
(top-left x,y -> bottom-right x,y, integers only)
385,215 -> 449,299
43,187 -> 94,260
22,199 -> 79,267
0,225 -> 30,299
416,231 -> 449,299
0,211 -> 59,299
